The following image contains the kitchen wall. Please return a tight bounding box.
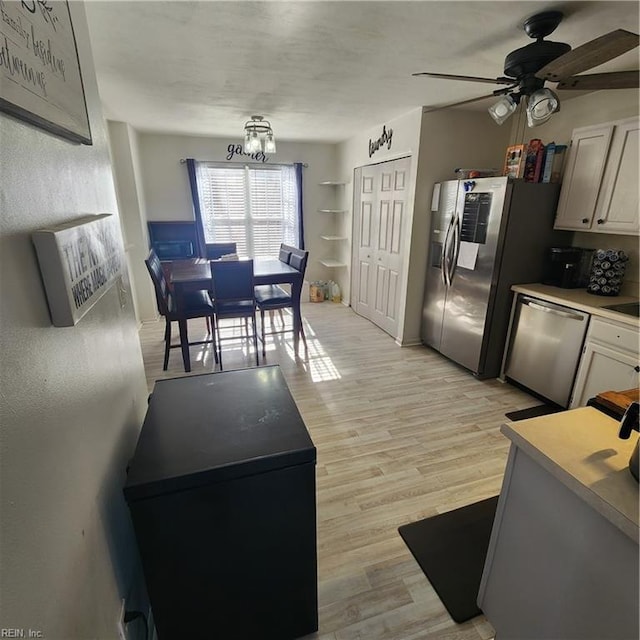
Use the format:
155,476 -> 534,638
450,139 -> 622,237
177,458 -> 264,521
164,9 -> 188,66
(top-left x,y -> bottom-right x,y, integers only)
508,89 -> 639,294
336,107 -> 510,344
404,109 -> 511,344
0,2 -> 150,636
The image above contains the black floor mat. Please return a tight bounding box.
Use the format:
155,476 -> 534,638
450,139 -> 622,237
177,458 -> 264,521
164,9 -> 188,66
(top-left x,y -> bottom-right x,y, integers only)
398,495 -> 499,623
505,404 -> 562,421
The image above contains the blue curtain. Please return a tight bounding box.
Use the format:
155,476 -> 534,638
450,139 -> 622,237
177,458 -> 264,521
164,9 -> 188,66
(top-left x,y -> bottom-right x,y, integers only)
186,158 -> 207,257
295,162 -> 305,249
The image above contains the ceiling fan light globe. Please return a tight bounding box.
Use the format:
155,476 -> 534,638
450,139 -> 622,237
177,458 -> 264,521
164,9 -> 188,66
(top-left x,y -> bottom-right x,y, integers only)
526,88 -> 560,127
488,95 -> 517,125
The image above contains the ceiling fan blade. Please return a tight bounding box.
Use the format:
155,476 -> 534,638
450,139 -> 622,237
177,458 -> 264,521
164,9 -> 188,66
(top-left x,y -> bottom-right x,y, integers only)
423,90 -> 512,113
412,72 -> 516,86
536,29 -> 639,82
557,70 -> 639,90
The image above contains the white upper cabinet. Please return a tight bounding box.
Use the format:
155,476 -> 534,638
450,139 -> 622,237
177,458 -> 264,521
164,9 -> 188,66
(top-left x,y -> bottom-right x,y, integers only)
554,117 -> 639,235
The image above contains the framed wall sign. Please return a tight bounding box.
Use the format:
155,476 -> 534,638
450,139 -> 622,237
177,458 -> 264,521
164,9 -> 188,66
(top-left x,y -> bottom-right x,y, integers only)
0,0 -> 92,144
32,214 -> 124,326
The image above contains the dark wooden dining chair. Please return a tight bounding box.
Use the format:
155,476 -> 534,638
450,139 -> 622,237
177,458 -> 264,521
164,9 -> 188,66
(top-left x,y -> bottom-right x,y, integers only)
205,242 -> 238,260
210,259 -> 259,369
145,249 -> 217,371
278,243 -> 297,264
255,248 -> 309,356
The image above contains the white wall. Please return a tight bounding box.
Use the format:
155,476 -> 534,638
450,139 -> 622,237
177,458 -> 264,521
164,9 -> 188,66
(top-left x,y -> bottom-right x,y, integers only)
336,108 -> 424,332
403,109 -> 511,344
0,3 -> 150,637
108,121 -> 158,323
336,107 -> 510,344
509,89 -> 640,293
134,133 -> 339,284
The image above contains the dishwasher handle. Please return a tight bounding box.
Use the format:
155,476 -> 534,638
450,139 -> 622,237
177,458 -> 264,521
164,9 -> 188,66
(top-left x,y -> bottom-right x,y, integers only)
521,297 -> 586,322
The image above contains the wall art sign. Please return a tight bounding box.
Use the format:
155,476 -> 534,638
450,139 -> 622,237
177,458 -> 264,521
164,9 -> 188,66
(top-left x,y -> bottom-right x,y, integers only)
368,124 -> 393,158
32,214 -> 124,326
226,143 -> 269,163
0,0 -> 92,144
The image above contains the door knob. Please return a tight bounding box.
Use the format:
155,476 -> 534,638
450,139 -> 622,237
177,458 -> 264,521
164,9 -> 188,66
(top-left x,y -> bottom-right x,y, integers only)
582,218 -> 590,224
597,219 -> 605,224
634,365 -> 640,373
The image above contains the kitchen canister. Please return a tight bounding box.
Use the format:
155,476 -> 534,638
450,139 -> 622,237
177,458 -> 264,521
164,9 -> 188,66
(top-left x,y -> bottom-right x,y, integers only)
586,248 -> 629,296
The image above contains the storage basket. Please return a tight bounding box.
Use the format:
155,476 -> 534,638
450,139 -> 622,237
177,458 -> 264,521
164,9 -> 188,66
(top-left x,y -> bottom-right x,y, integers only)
309,283 -> 324,303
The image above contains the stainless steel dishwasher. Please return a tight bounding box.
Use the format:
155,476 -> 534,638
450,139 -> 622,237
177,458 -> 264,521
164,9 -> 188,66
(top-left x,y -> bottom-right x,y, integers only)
504,295 -> 589,407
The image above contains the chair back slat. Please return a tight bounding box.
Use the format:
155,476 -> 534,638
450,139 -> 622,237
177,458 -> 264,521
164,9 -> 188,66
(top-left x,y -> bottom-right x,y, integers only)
278,243 -> 294,264
210,259 -> 255,301
289,249 -> 309,274
145,250 -> 170,315
206,242 -> 238,260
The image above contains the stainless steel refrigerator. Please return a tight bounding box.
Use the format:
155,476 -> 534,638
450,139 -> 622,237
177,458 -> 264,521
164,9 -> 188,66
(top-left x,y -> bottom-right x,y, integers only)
421,176 -> 570,379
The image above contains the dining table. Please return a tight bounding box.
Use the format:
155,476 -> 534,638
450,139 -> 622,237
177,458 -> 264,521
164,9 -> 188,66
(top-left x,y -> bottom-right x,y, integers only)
170,257 -> 304,372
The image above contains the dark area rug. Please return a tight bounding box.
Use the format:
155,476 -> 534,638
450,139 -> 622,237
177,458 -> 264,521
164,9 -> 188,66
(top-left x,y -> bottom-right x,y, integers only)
398,495 -> 499,623
505,404 -> 563,421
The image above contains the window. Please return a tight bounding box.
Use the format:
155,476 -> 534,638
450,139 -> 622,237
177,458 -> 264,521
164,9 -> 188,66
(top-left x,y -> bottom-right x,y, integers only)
194,162 -> 301,257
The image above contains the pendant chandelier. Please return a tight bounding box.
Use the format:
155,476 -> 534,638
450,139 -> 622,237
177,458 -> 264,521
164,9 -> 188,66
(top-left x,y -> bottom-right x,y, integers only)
243,115 -> 276,154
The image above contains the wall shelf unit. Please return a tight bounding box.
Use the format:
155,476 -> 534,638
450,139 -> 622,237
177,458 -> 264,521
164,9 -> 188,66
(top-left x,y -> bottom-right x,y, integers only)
318,180 -> 348,270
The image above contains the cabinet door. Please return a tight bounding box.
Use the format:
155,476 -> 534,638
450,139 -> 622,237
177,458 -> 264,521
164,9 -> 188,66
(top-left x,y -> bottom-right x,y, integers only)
570,342 -> 640,408
593,118 -> 639,236
554,124 -> 614,231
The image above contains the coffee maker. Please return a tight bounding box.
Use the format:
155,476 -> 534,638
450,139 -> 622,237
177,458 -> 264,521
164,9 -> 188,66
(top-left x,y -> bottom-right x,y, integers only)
542,247 -> 594,289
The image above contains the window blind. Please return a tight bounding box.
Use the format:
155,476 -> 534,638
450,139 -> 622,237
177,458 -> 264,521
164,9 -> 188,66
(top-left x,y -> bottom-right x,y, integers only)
195,163 -> 299,257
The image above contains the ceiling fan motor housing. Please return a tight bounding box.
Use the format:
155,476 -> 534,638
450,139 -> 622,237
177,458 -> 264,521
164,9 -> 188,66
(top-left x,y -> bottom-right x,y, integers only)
503,40 -> 572,79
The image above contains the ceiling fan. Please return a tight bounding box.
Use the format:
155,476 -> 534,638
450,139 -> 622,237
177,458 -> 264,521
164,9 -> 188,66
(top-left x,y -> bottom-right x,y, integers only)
414,11 -> 639,126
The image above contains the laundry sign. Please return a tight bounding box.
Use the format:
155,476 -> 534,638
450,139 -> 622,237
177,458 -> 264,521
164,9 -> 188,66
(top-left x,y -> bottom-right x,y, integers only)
32,214 -> 124,326
368,124 -> 393,157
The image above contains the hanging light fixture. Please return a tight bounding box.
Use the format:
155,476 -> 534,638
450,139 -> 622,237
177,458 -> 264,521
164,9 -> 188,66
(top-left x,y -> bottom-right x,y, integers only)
243,115 -> 277,154
526,88 -> 560,127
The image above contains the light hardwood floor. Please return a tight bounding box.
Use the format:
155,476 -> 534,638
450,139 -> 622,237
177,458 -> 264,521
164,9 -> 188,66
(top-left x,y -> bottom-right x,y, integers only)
138,302 -> 539,639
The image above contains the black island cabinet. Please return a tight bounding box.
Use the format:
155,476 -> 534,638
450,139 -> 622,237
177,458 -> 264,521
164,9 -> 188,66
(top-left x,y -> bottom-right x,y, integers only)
124,366 -> 317,639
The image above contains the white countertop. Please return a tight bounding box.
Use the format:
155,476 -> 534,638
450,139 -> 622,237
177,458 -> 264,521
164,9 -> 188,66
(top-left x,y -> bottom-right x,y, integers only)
511,283 -> 639,327
502,407 -> 639,543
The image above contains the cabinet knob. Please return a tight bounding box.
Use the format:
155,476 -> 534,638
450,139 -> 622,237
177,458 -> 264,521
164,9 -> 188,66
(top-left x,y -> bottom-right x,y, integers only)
582,218 -> 590,224
596,219 -> 605,225
635,365 -> 640,373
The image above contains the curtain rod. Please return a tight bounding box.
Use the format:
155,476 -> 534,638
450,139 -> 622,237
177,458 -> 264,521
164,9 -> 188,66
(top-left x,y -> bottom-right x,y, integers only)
179,159 -> 308,167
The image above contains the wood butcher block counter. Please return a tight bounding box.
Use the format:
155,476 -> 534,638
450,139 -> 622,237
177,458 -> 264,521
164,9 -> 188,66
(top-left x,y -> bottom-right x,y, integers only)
478,407 -> 639,640
511,282 -> 640,328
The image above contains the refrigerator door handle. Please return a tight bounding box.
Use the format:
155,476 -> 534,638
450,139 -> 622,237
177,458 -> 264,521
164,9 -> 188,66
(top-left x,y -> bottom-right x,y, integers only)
448,214 -> 461,283
441,215 -> 455,286
523,299 -> 586,321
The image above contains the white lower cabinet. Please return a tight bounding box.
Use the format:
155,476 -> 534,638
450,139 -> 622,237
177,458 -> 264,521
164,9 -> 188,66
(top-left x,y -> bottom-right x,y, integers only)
570,316 -> 640,408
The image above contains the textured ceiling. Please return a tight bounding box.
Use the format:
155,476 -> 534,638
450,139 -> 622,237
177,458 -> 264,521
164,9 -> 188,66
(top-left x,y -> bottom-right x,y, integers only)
85,1 -> 639,143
